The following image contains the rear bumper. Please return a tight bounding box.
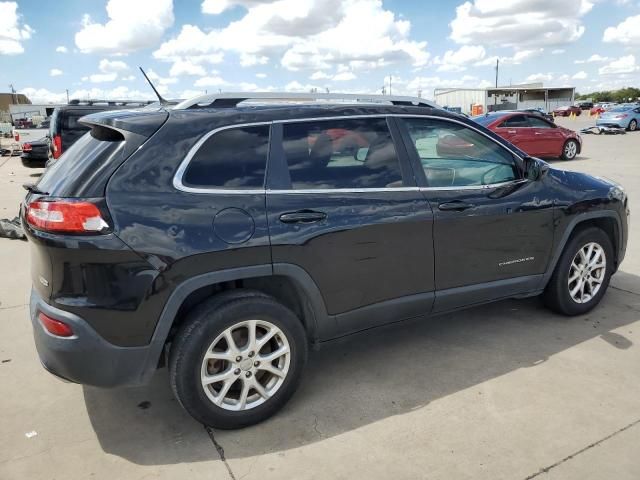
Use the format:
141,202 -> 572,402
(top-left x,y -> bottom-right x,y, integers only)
29,289 -> 158,387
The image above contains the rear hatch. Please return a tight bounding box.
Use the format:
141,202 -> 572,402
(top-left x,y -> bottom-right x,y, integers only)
23,109 -> 168,308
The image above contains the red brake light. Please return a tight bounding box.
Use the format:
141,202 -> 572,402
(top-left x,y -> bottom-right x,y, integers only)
26,200 -> 109,233
52,134 -> 62,159
22,143 -> 32,152
39,312 -> 74,337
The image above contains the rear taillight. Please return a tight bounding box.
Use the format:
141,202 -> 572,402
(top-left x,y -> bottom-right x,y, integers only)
39,312 -> 74,337
52,134 -> 62,159
26,200 -> 109,234
22,143 -> 32,152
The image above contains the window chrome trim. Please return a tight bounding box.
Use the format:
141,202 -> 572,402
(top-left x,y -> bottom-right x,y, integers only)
173,121 -> 272,194
173,114 -> 526,194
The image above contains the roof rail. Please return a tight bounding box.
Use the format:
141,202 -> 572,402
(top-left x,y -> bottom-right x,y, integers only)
173,92 -> 439,110
67,99 -> 156,106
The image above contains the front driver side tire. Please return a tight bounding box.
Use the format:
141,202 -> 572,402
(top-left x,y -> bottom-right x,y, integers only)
628,119 -> 638,132
543,227 -> 614,316
169,292 -> 308,429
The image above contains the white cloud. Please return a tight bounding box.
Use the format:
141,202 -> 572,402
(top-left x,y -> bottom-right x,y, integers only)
255,72 -> 267,79
450,0 -> 592,49
475,49 -> 543,66
239,53 -> 269,67
155,0 -> 429,72
551,49 -> 565,54
525,73 -> 554,83
194,75 -> 228,87
87,72 -> 118,83
146,68 -> 178,85
572,70 -> 587,79
49,68 -> 63,77
434,45 -> 485,72
99,59 -> 129,73
598,55 -> 639,75
201,0 -> 264,14
310,71 -> 331,80
121,75 -> 136,81
574,54 -> 610,64
55,45 -> 68,53
332,71 -> 356,81
0,1 -> 33,55
75,0 -> 174,54
169,59 -> 206,76
20,86 -> 155,103
603,14 -> 640,45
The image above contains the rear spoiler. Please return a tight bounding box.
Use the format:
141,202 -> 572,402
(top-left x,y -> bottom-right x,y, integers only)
79,110 -> 169,137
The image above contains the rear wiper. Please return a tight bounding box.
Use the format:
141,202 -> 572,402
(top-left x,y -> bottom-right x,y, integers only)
22,183 -> 49,195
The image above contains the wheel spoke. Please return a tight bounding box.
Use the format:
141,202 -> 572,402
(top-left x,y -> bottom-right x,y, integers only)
257,362 -> 286,378
213,378 -> 236,406
568,271 -> 580,283
252,378 -> 269,399
246,320 -> 257,351
256,327 -> 278,350
570,279 -> 583,298
204,350 -> 233,362
237,380 -> 250,410
259,345 -> 289,363
224,329 -> 238,353
202,368 -> 233,385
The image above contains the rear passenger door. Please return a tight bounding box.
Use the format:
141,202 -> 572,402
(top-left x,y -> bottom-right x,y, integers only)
496,114 -> 540,156
266,116 -> 434,339
526,115 -> 564,157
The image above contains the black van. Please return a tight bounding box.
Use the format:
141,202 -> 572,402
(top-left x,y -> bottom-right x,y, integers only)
49,99 -> 154,162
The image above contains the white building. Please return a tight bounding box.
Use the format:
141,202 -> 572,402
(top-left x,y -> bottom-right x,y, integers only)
434,83 -> 576,115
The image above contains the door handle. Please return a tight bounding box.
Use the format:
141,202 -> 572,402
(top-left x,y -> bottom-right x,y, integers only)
279,210 -> 327,224
438,201 -> 475,211
507,130 -> 517,134
534,132 -> 543,135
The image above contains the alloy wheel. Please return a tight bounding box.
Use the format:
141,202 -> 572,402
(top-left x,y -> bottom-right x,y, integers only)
200,319 -> 291,411
630,120 -> 637,131
568,242 -> 606,304
564,141 -> 577,159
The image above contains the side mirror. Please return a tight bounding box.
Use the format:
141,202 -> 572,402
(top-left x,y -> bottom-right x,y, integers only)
524,156 -> 549,181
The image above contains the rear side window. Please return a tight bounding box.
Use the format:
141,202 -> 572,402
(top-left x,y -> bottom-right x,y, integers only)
500,115 -> 529,127
282,118 -> 403,189
183,125 -> 270,189
65,110 -> 102,130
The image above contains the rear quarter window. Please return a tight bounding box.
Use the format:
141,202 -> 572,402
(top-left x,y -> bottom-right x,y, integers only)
181,125 -> 270,189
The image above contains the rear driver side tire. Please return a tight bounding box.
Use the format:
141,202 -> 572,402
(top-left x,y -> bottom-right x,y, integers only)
543,227 -> 613,316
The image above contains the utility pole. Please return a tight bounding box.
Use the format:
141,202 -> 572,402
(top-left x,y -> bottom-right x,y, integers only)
9,83 -> 17,104
389,75 -> 392,96
495,59 -> 499,88
65,89 -> 69,103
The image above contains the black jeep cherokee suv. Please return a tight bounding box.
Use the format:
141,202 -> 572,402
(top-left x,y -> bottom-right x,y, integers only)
22,93 -> 629,429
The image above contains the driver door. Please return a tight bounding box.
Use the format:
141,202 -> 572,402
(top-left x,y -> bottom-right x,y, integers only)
395,117 -> 555,312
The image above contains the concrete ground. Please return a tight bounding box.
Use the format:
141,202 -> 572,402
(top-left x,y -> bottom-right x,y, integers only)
1,114 -> 639,479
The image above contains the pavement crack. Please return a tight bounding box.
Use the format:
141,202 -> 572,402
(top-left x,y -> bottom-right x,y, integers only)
523,418 -> 640,479
610,285 -> 640,297
204,426 -> 237,480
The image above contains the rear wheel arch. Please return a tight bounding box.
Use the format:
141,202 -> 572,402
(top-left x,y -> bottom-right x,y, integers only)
147,265 -> 330,374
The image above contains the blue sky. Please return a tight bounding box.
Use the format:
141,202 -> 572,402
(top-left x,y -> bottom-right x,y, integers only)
1,0 -> 639,103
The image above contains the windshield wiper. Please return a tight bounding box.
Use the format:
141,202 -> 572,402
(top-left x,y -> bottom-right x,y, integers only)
22,183 -> 49,195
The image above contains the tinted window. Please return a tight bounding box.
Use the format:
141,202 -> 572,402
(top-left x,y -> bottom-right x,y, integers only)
500,115 -> 529,127
402,118 -> 519,188
282,118 -> 403,189
65,109 -> 103,130
37,130 -> 124,197
527,116 -> 553,128
183,125 -> 269,189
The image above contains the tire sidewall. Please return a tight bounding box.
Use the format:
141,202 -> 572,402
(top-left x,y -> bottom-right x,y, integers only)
629,119 -> 637,131
170,296 -> 308,429
549,228 -> 613,315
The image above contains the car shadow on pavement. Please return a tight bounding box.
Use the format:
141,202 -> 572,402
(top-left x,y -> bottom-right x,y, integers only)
83,272 -> 640,464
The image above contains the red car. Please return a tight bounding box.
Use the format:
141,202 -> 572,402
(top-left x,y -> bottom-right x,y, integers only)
553,105 -> 581,117
473,112 -> 582,160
